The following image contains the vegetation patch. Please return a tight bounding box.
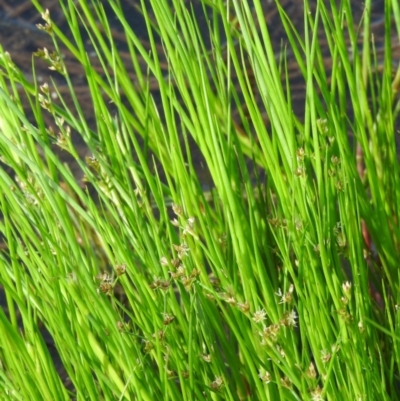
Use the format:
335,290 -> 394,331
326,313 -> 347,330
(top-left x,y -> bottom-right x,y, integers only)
0,0 -> 399,399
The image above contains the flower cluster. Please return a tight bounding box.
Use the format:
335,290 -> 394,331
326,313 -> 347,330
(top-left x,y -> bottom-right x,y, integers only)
34,47 -> 65,76
36,9 -> 53,35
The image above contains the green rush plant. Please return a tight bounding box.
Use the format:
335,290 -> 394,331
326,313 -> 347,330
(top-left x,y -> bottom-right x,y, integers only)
0,0 -> 399,399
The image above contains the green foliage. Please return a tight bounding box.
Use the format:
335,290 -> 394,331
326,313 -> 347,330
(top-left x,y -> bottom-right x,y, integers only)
0,0 -> 399,399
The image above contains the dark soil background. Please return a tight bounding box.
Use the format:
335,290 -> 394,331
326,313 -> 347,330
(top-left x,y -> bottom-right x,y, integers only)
0,0 -> 399,396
